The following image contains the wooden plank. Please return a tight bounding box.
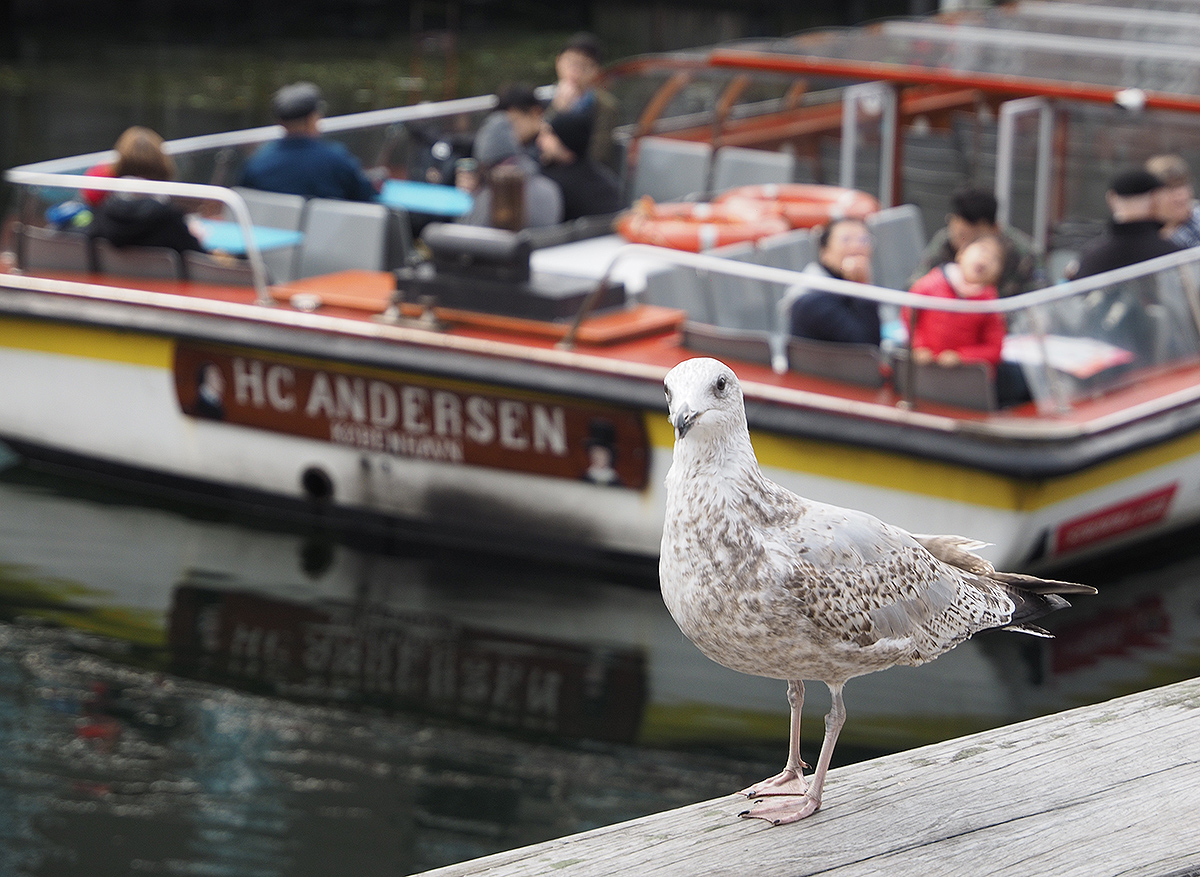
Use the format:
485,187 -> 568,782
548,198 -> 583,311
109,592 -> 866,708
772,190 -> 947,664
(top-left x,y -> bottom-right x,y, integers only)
416,678 -> 1200,877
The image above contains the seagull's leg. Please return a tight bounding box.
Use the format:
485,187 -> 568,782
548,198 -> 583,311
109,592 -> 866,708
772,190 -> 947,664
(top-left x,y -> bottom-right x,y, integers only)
740,679 -> 809,798
741,682 -> 846,825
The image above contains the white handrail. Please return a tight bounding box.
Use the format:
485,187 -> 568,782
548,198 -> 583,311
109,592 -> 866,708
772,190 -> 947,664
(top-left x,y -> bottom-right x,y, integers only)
599,241 -> 1200,315
7,171 -> 270,305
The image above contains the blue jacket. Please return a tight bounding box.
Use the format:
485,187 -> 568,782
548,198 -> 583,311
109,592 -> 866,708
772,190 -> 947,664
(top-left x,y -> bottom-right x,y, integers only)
239,136 -> 377,202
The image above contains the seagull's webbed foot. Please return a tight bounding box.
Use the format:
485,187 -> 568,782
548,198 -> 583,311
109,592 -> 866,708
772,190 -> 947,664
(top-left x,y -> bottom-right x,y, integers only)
739,766 -> 809,798
738,792 -> 821,825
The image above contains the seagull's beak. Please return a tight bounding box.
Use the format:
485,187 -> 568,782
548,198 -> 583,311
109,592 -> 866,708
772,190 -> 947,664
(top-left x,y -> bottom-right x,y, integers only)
670,405 -> 698,438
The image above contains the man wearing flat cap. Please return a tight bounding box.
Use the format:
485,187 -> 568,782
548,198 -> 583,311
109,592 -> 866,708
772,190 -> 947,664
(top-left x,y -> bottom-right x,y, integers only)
239,81 -> 378,202
1072,168 -> 1187,366
1074,168 -> 1181,279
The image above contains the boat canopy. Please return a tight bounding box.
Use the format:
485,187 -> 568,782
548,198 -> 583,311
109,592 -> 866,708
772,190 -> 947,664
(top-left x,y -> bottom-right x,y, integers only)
599,0 -> 1200,256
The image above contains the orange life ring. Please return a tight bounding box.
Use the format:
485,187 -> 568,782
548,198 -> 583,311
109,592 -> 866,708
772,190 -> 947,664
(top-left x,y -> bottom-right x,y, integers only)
714,184 -> 880,230
615,197 -> 790,252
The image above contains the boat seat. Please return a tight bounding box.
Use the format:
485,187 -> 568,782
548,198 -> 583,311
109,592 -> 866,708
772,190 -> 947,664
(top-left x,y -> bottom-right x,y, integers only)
867,204 -> 927,291
628,136 -> 713,203
712,146 -> 797,192
682,321 -> 774,367
230,187 -> 307,230
641,264 -> 715,324
183,251 -> 259,286
787,336 -> 886,388
93,239 -> 184,280
703,241 -> 783,333
229,187 -> 307,282
892,348 -> 997,411
755,228 -> 817,273
294,198 -> 402,279
14,224 -> 93,273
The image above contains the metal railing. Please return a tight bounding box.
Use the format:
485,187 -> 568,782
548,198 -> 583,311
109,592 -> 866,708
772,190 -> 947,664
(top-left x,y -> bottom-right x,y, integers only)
3,172 -> 273,305
593,241 -> 1200,414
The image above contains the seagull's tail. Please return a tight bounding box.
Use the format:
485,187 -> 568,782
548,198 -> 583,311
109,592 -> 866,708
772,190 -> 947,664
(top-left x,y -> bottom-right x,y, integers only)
990,570 -> 1097,596
996,572 -> 1094,635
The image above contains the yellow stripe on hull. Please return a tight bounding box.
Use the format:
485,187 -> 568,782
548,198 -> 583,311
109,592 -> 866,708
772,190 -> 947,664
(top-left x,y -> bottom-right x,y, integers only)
0,317 -> 172,368
646,408 -> 1198,513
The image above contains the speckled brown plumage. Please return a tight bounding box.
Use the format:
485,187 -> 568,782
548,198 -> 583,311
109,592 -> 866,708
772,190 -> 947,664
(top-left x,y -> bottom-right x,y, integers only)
659,357 -> 1094,824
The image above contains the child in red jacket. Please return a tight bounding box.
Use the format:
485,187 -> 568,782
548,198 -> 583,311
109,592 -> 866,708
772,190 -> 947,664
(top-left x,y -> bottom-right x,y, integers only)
906,235 -> 1006,368
904,235 -> 1031,407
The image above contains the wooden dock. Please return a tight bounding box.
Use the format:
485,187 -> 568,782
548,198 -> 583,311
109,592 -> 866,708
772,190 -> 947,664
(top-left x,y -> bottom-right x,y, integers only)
416,677 -> 1200,877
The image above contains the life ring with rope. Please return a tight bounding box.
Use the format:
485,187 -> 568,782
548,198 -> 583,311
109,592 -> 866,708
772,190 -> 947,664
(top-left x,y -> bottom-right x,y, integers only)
714,184 -> 880,229
615,197 -> 789,252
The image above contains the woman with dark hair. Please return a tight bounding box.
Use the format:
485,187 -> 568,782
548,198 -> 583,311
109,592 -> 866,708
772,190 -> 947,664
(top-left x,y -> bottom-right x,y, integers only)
783,218 -> 881,345
88,126 -> 203,253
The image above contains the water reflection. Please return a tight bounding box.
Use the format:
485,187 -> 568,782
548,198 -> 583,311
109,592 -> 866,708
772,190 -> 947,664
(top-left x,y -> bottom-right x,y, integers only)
0,466 -> 775,875
1,462 -> 1199,875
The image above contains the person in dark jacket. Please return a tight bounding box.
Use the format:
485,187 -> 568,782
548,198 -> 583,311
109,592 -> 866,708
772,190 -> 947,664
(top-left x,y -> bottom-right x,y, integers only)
88,126 -> 202,253
785,218 -> 880,345
1073,168 -> 1181,279
239,82 -> 378,202
537,110 -> 622,221
1071,168 -> 1187,365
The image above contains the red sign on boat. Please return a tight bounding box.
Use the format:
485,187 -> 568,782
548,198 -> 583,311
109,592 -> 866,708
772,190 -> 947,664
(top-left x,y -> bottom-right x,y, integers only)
173,342 -> 649,488
1055,484 -> 1177,553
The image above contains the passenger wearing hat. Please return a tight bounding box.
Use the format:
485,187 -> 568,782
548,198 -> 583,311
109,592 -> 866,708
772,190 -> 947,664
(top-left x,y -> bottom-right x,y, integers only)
1071,168 -> 1186,366
238,81 -> 378,202
537,111 -> 622,221
1073,167 -> 1181,279
459,84 -> 563,230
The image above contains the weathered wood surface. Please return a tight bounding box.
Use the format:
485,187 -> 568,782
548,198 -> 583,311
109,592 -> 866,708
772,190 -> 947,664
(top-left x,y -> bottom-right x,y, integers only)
417,678 -> 1200,877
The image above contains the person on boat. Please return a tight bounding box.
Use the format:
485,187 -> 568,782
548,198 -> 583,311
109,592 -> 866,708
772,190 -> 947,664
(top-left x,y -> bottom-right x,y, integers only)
906,235 -> 1030,407
238,82 -> 379,202
912,186 -> 1043,299
1068,168 -> 1187,365
1072,168 -> 1181,279
783,217 -> 881,346
87,126 -> 203,253
548,32 -> 619,169
1146,154 -> 1200,249
459,84 -> 563,230
537,111 -> 622,221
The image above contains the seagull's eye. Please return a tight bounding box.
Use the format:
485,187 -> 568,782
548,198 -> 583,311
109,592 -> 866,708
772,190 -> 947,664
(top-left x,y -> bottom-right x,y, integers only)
715,375 -> 727,394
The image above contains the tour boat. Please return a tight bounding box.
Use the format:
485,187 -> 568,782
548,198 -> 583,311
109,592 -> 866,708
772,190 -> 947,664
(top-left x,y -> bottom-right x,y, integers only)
5,0 -> 1200,576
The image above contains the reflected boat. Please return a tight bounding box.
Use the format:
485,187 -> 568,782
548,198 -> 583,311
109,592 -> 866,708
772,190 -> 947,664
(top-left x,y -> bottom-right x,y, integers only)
2,467 -> 1198,755
6,1 -> 1200,575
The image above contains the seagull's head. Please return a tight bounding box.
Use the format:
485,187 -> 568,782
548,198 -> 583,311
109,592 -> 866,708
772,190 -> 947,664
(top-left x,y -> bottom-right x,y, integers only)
664,357 -> 745,441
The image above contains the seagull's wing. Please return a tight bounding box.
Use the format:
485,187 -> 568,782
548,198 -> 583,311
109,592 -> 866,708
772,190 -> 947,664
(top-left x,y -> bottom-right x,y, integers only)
911,534 -> 994,574
771,500 -> 1012,653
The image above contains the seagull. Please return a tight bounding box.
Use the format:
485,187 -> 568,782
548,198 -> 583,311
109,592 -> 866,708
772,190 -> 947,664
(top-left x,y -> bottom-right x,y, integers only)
659,357 -> 1095,825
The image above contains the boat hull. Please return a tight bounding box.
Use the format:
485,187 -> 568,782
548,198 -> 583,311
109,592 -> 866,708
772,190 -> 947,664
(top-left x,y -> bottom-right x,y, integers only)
1,284 -> 1199,571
